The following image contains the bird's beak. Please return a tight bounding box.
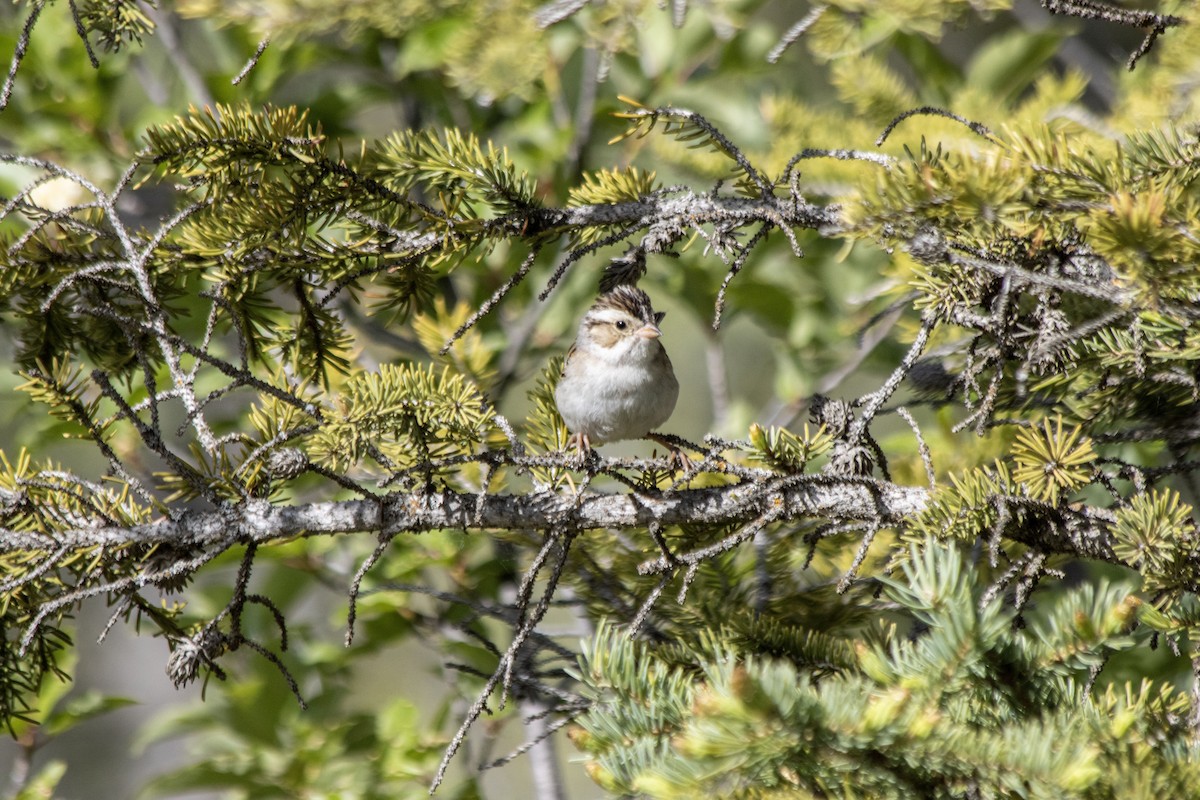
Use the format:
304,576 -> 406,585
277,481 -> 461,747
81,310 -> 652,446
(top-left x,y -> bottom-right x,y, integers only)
636,323 -> 662,340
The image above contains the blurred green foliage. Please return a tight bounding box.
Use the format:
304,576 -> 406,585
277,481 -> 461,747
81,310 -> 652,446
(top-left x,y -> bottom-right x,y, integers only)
3,1 -> 1200,798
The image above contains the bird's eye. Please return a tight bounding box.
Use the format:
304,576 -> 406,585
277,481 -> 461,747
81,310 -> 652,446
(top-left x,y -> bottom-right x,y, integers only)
615,320 -> 627,331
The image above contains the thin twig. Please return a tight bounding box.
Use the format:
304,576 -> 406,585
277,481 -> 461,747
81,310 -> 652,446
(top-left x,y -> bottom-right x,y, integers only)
877,106 -> 995,146
0,1 -> 44,111
766,5 -> 828,63
232,37 -> 270,85
896,406 -> 936,491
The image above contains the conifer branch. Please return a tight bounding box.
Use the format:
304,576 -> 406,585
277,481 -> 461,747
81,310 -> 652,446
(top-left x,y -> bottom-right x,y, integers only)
877,107 -> 994,146
0,472 -> 929,554
0,456 -> 1138,573
232,37 -> 270,85
1040,0 -> 1184,69
0,1 -> 43,111
767,5 -> 828,64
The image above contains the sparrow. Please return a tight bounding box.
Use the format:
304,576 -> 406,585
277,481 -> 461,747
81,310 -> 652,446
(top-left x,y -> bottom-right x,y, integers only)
555,285 -> 685,468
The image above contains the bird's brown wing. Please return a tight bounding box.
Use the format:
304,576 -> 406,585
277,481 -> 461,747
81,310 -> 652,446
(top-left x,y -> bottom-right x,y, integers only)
560,343 -> 576,378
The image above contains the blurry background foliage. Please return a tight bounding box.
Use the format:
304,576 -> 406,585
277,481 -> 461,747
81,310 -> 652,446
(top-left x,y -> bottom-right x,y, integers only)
2,0 -> 1200,798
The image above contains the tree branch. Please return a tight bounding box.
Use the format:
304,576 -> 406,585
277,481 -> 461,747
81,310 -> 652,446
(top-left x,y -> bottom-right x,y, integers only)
0,469 -> 1130,570
0,477 -> 928,553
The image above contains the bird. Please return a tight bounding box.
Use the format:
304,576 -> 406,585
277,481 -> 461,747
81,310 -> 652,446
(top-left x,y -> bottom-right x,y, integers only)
554,284 -> 686,469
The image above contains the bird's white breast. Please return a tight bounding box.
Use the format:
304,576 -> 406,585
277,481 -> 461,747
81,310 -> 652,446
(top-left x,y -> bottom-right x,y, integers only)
555,339 -> 678,445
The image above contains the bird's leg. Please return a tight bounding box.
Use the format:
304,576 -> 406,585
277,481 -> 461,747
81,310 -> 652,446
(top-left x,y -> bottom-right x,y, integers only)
568,431 -> 594,469
646,432 -> 693,474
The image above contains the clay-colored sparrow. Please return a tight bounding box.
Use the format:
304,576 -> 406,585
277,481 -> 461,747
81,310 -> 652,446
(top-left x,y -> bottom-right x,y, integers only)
555,285 -> 683,465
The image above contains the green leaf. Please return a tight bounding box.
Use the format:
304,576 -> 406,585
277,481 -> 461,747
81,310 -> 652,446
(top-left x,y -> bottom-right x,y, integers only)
892,32 -> 962,103
13,760 -> 68,800
43,690 -> 138,736
965,29 -> 1064,105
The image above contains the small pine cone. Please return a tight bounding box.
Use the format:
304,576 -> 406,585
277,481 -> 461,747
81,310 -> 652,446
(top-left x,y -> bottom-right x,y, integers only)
598,249 -> 647,293
166,627 -> 225,688
810,395 -> 852,438
827,440 -> 874,476
266,447 -> 308,479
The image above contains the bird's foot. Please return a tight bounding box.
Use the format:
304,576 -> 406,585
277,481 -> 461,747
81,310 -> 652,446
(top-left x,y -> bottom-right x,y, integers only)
567,431 -> 596,470
646,432 -> 694,474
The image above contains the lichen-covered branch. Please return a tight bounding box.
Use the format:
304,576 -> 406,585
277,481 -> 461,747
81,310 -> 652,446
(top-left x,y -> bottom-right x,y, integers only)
0,473 -> 929,554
